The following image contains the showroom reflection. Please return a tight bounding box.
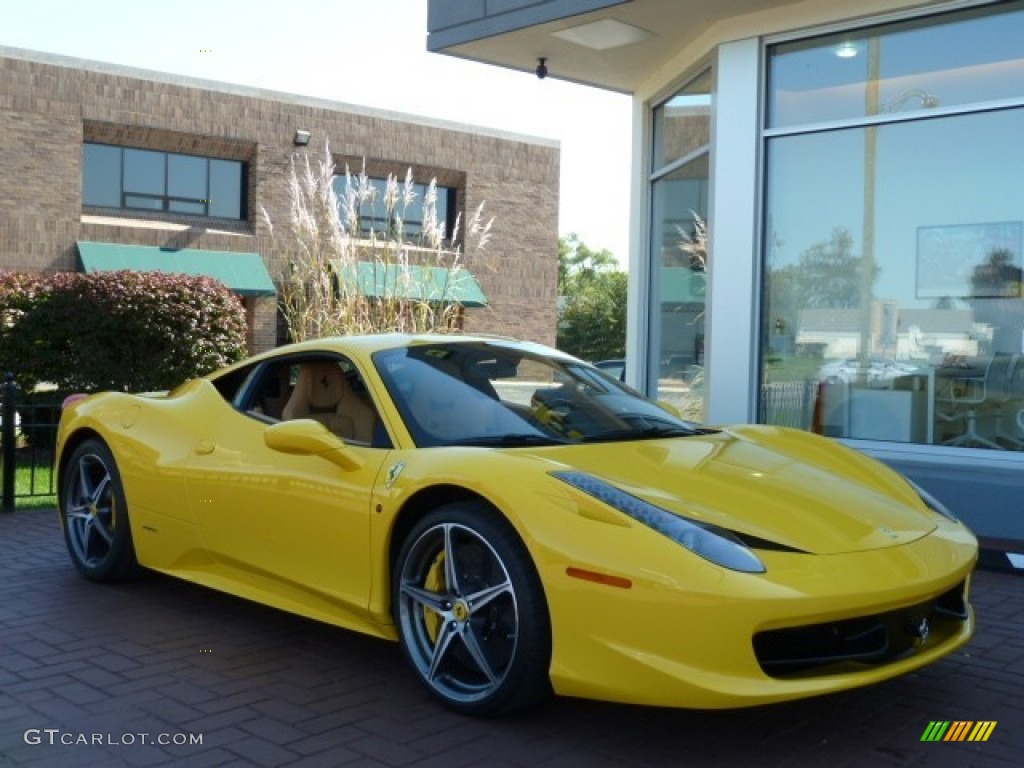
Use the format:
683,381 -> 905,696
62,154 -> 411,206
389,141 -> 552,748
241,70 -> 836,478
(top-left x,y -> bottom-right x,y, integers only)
761,2 -> 1024,451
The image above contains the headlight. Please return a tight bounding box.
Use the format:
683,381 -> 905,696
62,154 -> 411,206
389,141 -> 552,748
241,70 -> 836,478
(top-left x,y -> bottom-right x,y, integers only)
907,479 -> 959,523
552,470 -> 766,574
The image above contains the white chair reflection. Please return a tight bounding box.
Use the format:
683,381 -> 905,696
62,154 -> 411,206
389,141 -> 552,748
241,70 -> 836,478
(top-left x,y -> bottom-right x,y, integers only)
1010,355 -> 1024,449
991,355 -> 1024,449
936,356 -> 1001,450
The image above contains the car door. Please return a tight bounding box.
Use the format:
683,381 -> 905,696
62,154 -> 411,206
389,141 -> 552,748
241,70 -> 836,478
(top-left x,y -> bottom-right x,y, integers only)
184,354 -> 392,624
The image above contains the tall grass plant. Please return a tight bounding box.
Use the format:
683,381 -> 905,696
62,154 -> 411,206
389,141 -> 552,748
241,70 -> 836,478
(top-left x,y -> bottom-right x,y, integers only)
264,143 -> 493,341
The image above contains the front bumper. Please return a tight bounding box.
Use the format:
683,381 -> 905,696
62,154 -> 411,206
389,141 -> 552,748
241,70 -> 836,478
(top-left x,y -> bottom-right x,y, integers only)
544,523 -> 977,709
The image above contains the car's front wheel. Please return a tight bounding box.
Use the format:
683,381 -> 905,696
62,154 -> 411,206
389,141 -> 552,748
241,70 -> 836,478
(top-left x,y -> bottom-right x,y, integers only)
60,439 -> 140,582
393,502 -> 552,716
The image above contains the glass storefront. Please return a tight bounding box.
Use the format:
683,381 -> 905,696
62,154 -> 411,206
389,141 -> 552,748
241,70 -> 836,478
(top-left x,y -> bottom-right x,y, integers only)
761,1 -> 1024,451
650,70 -> 711,420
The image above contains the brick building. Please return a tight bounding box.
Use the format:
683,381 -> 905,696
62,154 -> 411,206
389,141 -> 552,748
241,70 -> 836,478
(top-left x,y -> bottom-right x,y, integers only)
0,46 -> 560,351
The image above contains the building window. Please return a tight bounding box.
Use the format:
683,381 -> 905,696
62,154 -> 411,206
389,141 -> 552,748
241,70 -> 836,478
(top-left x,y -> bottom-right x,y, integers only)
331,175 -> 458,241
649,68 -> 712,420
82,143 -> 246,220
761,1 -> 1024,451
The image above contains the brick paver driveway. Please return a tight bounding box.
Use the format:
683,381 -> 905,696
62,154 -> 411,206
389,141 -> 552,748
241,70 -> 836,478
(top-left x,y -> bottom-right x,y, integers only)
1,509 -> 1022,767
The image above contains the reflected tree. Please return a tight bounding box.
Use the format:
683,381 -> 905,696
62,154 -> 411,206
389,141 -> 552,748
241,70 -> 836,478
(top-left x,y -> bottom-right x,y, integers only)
790,228 -> 877,309
970,248 -> 1021,299
969,248 -> 1024,355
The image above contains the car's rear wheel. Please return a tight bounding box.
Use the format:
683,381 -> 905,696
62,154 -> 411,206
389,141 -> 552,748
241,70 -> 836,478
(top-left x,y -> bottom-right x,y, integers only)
60,439 -> 140,582
394,502 -> 552,716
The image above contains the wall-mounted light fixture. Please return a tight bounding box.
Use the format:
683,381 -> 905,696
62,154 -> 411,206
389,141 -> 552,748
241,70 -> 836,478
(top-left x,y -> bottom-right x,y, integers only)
293,129 -> 311,146
535,57 -> 548,79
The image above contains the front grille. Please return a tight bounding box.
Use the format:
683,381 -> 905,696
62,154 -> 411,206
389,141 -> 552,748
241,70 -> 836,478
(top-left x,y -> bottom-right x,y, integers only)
753,581 -> 968,677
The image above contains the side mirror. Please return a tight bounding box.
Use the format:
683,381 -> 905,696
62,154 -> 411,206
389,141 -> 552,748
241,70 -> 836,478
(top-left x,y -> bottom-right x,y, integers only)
264,420 -> 363,471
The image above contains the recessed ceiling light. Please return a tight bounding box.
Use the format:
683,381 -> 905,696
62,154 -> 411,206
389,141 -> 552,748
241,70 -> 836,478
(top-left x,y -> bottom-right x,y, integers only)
835,41 -> 860,58
552,19 -> 654,51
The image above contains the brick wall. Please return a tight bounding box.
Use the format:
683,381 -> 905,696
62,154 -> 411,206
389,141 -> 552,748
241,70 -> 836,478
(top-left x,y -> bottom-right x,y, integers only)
0,48 -> 559,350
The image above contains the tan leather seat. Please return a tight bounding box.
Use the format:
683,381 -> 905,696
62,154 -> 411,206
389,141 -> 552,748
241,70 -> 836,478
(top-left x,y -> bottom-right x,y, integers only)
281,362 -> 377,444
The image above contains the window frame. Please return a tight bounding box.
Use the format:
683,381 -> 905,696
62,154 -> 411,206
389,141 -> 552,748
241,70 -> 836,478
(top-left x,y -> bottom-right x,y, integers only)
331,173 -> 459,244
82,142 -> 248,221
647,67 -> 714,410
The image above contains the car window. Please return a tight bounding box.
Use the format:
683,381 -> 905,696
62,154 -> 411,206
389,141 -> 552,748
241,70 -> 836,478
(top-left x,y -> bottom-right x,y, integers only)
209,362 -> 258,404
243,361 -> 292,421
373,342 -> 708,448
238,355 -> 391,448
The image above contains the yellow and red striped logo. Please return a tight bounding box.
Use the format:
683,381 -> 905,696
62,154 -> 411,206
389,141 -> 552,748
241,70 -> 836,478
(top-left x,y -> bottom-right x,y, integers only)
921,721 -> 997,742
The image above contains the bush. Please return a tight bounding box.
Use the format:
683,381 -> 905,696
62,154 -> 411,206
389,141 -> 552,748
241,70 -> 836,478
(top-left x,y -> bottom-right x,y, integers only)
0,270 -> 248,394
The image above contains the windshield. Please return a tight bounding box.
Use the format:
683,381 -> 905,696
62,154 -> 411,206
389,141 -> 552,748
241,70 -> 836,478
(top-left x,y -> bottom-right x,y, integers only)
373,341 -> 709,448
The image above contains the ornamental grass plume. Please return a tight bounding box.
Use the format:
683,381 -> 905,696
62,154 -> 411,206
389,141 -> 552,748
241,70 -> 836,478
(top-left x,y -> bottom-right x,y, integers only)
263,140 -> 494,342
676,210 -> 707,272
675,210 -> 708,421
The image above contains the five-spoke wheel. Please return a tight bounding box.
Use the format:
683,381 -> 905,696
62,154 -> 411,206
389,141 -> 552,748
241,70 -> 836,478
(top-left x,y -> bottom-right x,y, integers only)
394,502 -> 551,716
60,439 -> 139,582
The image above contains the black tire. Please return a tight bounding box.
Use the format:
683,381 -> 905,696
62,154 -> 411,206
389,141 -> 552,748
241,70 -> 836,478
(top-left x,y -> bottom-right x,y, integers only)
59,439 -> 141,582
393,502 -> 552,716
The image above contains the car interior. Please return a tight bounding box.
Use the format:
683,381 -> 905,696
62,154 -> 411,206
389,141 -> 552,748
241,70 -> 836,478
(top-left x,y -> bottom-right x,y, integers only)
232,356 -> 388,447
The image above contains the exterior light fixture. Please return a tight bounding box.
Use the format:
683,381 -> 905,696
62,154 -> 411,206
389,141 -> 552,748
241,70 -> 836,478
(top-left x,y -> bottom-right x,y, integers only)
536,57 -> 548,79
293,129 -> 311,146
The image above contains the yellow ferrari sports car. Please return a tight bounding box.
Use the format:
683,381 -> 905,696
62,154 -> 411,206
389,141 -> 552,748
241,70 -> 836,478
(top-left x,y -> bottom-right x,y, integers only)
55,333 -> 977,716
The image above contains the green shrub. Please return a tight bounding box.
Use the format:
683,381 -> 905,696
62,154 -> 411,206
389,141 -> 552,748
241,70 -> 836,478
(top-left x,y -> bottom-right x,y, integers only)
0,270 -> 248,394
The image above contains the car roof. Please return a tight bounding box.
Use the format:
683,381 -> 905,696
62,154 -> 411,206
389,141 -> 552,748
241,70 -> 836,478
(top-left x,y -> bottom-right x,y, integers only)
208,333 -> 580,379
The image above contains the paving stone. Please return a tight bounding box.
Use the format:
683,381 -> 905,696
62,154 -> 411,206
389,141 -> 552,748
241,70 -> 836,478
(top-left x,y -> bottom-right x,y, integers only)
0,509 -> 1021,767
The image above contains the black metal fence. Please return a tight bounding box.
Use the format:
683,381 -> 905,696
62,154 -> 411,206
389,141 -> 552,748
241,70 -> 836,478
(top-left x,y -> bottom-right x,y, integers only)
1,374 -> 60,512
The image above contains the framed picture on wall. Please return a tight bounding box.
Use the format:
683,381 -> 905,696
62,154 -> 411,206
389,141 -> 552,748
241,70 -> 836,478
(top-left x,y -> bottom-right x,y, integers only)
916,221 -> 1022,299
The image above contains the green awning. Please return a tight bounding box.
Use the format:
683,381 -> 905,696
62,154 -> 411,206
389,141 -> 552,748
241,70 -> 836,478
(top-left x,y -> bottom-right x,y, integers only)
77,242 -> 276,297
332,260 -> 488,307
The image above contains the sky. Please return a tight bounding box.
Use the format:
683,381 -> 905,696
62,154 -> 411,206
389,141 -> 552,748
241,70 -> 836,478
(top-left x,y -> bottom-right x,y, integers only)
1,0 -> 633,265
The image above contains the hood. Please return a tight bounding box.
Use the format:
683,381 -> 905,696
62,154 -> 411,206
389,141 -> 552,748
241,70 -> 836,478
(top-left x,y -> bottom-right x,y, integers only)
518,426 -> 935,556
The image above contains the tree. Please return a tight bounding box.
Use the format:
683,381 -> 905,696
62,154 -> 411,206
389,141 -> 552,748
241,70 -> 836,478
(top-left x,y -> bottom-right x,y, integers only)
557,234 -> 626,362
558,233 -> 618,290
262,142 -> 493,341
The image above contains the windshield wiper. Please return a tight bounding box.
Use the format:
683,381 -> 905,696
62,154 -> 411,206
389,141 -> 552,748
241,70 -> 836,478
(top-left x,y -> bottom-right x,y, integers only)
448,434 -> 570,448
582,425 -> 717,443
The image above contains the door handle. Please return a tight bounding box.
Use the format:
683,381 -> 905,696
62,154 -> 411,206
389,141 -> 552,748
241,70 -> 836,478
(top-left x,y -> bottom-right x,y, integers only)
195,440 -> 215,455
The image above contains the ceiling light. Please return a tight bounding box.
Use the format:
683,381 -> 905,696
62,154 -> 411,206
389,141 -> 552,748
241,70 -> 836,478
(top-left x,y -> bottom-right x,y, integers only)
835,41 -> 860,58
552,19 -> 654,51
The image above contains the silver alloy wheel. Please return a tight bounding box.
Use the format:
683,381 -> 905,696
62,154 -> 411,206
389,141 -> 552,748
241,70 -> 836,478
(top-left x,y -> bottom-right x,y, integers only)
397,522 -> 519,705
65,451 -> 117,568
